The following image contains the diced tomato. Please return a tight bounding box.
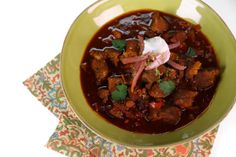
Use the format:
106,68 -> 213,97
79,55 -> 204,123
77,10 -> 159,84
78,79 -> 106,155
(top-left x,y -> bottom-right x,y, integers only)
149,102 -> 164,109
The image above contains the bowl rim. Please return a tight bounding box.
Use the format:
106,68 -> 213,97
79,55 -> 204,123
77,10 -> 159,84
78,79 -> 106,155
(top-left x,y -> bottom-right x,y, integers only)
60,0 -> 236,148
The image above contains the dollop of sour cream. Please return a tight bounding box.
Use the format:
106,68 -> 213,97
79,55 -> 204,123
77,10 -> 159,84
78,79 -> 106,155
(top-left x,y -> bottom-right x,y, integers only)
142,36 -> 170,70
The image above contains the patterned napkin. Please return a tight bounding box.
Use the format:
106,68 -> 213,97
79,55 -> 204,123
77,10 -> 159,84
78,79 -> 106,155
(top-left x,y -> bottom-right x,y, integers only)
23,54 -> 219,157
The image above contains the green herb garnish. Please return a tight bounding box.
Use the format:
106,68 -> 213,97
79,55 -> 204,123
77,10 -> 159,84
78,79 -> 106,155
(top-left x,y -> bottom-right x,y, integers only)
111,84 -> 128,101
159,80 -> 176,96
185,47 -> 197,57
112,39 -> 126,51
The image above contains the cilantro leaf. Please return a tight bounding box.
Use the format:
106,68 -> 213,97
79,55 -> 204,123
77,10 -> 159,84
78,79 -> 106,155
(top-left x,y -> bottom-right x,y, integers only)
185,47 -> 197,57
159,80 -> 176,96
111,84 -> 128,101
112,39 -> 126,51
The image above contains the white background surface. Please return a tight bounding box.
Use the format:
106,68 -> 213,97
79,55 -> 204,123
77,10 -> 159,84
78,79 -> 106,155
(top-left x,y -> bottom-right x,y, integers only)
0,0 -> 235,157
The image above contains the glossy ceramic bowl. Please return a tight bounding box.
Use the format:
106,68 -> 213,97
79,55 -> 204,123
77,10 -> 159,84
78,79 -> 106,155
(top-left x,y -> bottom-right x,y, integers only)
61,0 -> 236,147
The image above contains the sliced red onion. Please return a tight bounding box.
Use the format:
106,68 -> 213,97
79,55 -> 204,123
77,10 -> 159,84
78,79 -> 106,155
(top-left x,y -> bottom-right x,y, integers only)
167,60 -> 186,70
121,52 -> 150,64
168,41 -> 180,50
145,56 -> 161,70
131,61 -> 146,92
134,62 -> 141,72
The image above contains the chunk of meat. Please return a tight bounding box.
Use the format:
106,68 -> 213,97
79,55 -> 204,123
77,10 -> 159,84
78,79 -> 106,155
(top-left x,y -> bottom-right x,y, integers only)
126,40 -> 140,53
149,83 -> 165,98
109,104 -> 124,119
141,69 -> 158,89
176,70 -> 184,84
164,68 -> 177,80
90,48 -> 121,66
151,12 -> 169,33
121,40 -> 140,58
109,103 -> 142,120
91,59 -> 108,84
148,106 -> 181,125
178,20 -> 191,30
174,89 -> 198,108
125,100 -> 135,108
169,53 -> 187,67
162,31 -> 174,42
170,52 -> 179,61
158,106 -> 181,125
157,65 -> 168,76
186,61 -> 202,80
90,50 -> 105,60
170,31 -> 187,43
144,30 -> 157,38
112,30 -> 122,39
120,40 -> 140,63
98,89 -> 110,103
121,73 -> 133,85
123,106 -> 144,120
188,29 -> 196,43
193,69 -> 220,90
104,48 -> 122,66
108,77 -> 124,92
129,88 -> 149,101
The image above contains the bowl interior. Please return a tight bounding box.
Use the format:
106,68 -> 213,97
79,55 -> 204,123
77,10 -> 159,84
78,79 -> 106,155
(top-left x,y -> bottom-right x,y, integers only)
61,0 -> 236,147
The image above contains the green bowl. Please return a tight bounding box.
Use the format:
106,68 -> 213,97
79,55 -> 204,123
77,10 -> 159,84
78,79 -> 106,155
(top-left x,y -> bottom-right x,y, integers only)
61,0 -> 236,147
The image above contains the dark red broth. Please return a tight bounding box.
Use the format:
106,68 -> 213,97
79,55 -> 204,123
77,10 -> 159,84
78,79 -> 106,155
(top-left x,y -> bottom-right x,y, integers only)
80,10 -> 220,133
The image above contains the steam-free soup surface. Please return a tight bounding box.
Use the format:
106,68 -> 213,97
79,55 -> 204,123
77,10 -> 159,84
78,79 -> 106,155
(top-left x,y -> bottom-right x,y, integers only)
80,10 -> 220,133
